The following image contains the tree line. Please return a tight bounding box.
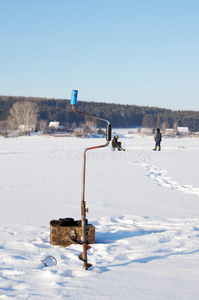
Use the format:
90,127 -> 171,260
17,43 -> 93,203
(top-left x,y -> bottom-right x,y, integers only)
0,95 -> 199,132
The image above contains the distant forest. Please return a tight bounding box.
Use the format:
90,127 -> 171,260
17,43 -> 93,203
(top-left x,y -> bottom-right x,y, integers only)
0,95 -> 199,131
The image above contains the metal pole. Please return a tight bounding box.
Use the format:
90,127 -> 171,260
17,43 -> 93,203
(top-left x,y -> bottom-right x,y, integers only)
71,91 -> 111,269
81,150 -> 87,269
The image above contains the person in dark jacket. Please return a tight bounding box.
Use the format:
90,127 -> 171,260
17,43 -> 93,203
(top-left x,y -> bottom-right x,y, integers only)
112,135 -> 125,151
153,128 -> 162,151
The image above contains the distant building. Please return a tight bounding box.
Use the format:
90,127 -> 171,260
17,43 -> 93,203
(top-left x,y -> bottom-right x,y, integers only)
140,128 -> 153,134
49,122 -> 60,129
177,127 -> 189,137
165,128 -> 175,137
128,128 -> 153,135
19,125 -> 32,134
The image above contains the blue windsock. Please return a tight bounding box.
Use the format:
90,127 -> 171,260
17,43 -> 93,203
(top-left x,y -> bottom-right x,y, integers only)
71,90 -> 78,105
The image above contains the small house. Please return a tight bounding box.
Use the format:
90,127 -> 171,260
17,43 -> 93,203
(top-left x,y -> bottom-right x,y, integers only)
177,127 -> 189,137
141,128 -> 153,135
165,128 -> 175,137
49,122 -> 60,129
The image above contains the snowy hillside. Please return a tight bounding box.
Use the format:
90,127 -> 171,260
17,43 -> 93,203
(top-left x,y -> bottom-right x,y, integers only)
0,132 -> 199,299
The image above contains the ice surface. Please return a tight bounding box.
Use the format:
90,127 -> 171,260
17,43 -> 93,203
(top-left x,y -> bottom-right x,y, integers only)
0,132 -> 199,299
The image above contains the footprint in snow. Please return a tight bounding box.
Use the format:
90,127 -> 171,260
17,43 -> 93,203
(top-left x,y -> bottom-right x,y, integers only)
132,161 -> 199,196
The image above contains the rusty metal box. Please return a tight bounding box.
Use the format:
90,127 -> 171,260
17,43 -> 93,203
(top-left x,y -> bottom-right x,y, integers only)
50,219 -> 95,247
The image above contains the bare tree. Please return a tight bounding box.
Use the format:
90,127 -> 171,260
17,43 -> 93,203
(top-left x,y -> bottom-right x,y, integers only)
39,119 -> 48,133
83,122 -> 94,134
160,122 -> 167,132
173,122 -> 178,133
0,120 -> 9,137
71,122 -> 77,130
9,101 -> 39,135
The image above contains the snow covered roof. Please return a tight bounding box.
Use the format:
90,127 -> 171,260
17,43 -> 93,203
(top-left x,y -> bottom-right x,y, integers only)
49,122 -> 60,128
177,127 -> 189,132
166,128 -> 175,133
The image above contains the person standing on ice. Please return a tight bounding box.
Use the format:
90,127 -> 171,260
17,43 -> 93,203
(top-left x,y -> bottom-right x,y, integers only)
112,135 -> 125,151
153,128 -> 162,151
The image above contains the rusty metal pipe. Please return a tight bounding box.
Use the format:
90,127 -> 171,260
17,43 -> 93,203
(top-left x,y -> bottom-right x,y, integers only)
72,105 -> 110,125
81,141 -> 110,269
71,96 -> 111,270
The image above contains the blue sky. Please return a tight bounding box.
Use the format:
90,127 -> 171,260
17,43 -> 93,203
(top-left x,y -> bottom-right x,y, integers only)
0,0 -> 198,111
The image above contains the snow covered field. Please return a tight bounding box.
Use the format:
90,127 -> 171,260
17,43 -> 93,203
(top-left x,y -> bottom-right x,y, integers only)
1,130 -> 199,299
